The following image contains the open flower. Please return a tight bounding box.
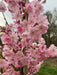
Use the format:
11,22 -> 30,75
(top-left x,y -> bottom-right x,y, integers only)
0,1 -> 6,12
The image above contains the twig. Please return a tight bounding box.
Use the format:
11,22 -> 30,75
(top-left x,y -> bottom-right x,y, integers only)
2,12 -> 9,26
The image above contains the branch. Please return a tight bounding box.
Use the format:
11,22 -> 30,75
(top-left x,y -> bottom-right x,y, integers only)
2,12 -> 9,26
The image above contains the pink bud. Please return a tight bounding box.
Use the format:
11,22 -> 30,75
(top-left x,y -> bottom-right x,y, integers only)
38,0 -> 41,2
18,1 -> 22,5
42,0 -> 46,3
4,0 -> 8,2
22,1 -> 26,7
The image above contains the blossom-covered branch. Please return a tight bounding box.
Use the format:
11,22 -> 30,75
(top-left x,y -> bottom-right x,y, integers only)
0,0 -> 57,75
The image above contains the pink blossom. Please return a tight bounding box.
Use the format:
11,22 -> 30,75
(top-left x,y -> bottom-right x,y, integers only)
0,59 -> 7,69
12,10 -> 23,20
0,1 -> 6,12
48,44 -> 57,57
8,0 -> 19,13
1,34 -> 11,45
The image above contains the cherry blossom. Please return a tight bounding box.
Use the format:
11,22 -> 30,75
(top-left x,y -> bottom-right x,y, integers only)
0,0 -> 57,75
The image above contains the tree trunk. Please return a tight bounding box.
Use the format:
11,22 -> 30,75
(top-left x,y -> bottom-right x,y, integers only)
23,66 -> 28,75
20,66 -> 28,75
20,68 -> 24,75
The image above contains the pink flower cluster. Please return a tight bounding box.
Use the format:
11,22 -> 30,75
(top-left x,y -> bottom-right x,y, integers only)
0,0 -> 57,75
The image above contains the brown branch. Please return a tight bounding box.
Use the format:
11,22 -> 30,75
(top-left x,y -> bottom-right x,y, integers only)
2,12 -> 9,26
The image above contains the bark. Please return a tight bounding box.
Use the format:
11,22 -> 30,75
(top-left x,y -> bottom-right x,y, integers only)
20,66 -> 28,75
